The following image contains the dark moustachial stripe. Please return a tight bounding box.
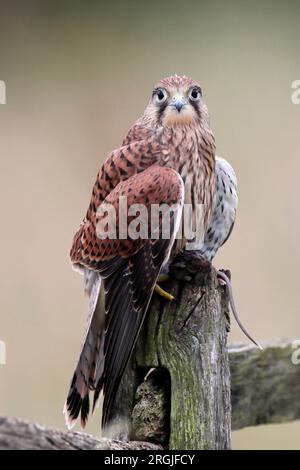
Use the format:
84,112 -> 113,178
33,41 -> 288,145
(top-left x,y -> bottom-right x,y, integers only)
157,100 -> 168,122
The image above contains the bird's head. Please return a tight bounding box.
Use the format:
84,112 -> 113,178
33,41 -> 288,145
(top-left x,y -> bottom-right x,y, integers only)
144,75 -> 209,128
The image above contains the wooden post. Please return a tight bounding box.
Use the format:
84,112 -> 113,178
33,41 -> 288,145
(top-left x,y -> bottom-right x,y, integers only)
0,417 -> 161,450
1,342 -> 299,449
110,252 -> 232,450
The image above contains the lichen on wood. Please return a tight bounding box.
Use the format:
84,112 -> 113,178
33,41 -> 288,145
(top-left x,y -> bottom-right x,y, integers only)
110,252 -> 232,450
127,339 -> 300,443
230,339 -> 300,429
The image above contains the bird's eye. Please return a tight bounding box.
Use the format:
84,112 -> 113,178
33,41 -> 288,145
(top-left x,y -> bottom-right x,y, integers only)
189,87 -> 201,102
154,88 -> 167,104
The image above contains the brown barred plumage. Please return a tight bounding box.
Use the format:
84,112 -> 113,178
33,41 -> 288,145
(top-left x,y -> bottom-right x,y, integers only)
64,75 -> 216,429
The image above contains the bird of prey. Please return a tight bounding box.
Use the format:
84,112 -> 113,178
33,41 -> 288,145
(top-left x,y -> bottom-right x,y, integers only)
64,75 -> 221,430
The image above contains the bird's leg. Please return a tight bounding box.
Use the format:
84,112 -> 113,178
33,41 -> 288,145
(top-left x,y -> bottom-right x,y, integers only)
154,270 -> 175,301
154,283 -> 175,301
157,274 -> 170,283
217,270 -> 263,350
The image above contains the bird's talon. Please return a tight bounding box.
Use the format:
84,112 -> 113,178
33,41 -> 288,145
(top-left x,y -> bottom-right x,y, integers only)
155,283 -> 175,301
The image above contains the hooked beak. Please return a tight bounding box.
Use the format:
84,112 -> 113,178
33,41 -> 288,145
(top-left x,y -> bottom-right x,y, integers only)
171,95 -> 186,113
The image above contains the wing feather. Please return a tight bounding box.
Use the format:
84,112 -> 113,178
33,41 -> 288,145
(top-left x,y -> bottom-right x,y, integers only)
97,230 -> 176,426
66,161 -> 184,429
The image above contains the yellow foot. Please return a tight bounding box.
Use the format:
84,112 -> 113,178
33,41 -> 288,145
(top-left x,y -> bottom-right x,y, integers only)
154,283 -> 174,301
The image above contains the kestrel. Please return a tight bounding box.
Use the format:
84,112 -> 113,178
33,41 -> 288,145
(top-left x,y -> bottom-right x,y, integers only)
64,75 -> 217,429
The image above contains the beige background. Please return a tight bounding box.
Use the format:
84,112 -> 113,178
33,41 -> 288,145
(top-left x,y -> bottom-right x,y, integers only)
0,0 -> 299,449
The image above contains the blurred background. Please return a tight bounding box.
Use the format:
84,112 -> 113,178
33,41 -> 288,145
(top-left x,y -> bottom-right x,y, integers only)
0,0 -> 299,449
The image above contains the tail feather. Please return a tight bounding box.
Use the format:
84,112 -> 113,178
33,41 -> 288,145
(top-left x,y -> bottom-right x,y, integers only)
63,270 -> 105,429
